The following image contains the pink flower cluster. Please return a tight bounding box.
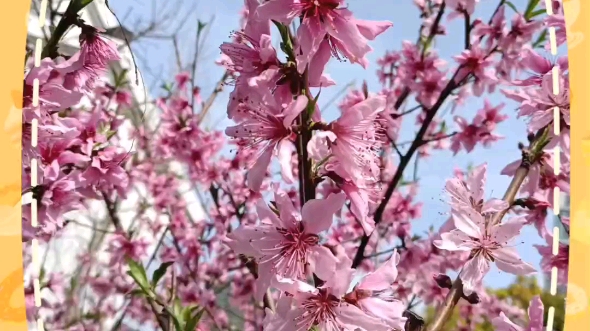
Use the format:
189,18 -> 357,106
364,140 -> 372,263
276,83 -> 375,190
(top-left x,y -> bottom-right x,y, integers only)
22,26 -> 129,242
21,0 -> 570,330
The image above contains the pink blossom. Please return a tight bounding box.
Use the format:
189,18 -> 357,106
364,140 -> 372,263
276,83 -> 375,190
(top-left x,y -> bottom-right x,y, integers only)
450,100 -> 506,154
80,146 -> 130,198
256,0 -> 392,71
519,195 -> 551,238
220,32 -> 279,79
524,72 -> 569,132
265,254 -> 396,331
514,48 -> 568,86
226,190 -> 346,300
500,14 -> 543,53
473,5 -> 507,49
454,43 -> 495,96
492,296 -> 544,331
534,233 -> 569,285
107,233 -> 150,267
324,95 -> 386,180
445,163 -> 508,214
345,251 -> 407,329
445,0 -> 478,20
226,94 -> 307,191
545,15 -> 567,48
23,57 -> 84,112
61,26 -> 120,90
175,72 -> 191,90
435,207 -> 536,294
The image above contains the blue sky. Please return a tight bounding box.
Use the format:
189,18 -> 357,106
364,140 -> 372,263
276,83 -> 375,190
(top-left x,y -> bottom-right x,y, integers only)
106,0 -> 566,290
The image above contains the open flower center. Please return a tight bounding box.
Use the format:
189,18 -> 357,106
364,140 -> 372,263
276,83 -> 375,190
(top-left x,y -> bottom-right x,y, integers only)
297,289 -> 341,328
297,0 -> 341,19
261,222 -> 319,278
470,236 -> 501,261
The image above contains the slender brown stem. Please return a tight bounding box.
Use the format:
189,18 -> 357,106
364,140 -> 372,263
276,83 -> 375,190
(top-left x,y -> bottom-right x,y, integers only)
427,278 -> 463,331
296,67 -> 316,206
41,0 -> 94,59
352,70 -> 464,268
428,126 -> 548,331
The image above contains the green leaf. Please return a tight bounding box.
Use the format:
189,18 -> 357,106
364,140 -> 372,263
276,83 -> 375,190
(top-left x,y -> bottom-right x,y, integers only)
151,261 -> 174,287
171,315 -> 183,331
184,308 -> 205,331
528,9 -> 546,19
533,30 -> 548,48
197,20 -> 207,34
82,312 -> 102,320
173,298 -> 184,321
504,1 -> 519,14
69,0 -> 95,13
126,258 -> 149,289
307,89 -> 321,118
128,289 -> 146,297
524,0 -> 541,20
162,83 -> 173,92
399,179 -> 412,186
39,267 -> 46,283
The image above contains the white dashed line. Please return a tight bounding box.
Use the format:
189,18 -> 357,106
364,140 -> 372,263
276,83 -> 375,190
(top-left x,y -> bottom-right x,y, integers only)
31,0 -> 48,329
547,0 -> 562,329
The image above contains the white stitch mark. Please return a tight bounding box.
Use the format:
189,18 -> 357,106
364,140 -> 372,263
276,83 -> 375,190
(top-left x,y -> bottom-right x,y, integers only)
34,39 -> 42,67
552,66 -> 560,95
32,239 -> 39,271
552,226 -> 560,255
38,0 -> 49,28
549,27 -> 558,55
37,318 -> 45,331
31,159 -> 38,186
32,118 -> 38,147
544,0 -> 554,15
554,147 -> 560,175
33,278 -> 41,307
553,107 -> 560,135
546,307 -> 555,331
32,79 -> 39,107
553,188 -> 560,215
31,199 -> 38,228
550,267 -> 558,295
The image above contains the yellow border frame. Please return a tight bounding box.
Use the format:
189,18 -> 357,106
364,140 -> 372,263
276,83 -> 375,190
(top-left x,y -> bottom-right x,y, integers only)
563,0 -> 590,328
0,0 -> 586,330
0,1 -> 31,330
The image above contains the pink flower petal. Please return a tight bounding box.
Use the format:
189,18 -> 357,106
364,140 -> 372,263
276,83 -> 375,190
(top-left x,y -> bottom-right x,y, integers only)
256,199 -> 283,228
301,192 -> 346,234
460,255 -> 490,295
308,245 -> 339,281
247,147 -> 273,191
358,250 -> 400,290
334,303 -> 390,331
492,312 -> 524,331
527,296 -> 545,331
493,246 -> 537,275
451,208 -> 483,238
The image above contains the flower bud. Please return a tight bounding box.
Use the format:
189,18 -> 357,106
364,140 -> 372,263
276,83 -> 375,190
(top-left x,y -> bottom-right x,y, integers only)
433,273 -> 452,289
527,132 -> 536,142
403,310 -> 425,331
463,292 -> 481,304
